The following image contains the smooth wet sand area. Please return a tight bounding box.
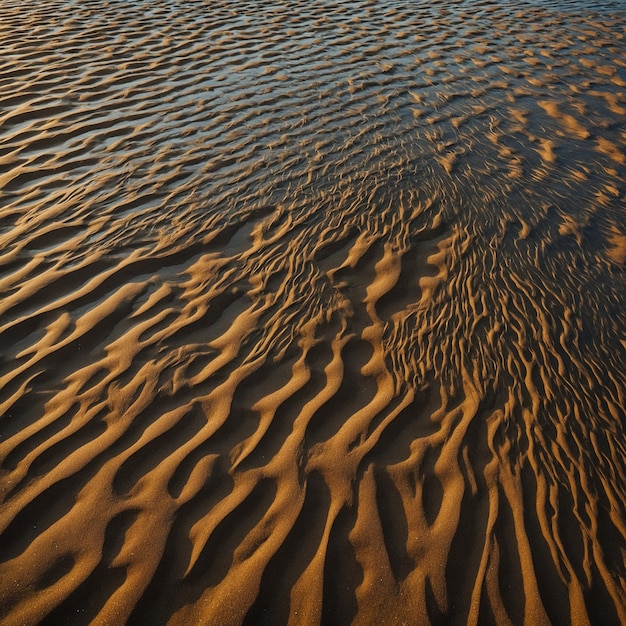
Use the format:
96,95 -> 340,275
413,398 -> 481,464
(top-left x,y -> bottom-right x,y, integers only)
0,0 -> 625,624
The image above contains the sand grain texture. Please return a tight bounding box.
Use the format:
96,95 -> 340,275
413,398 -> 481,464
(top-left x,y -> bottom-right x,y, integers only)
1,0 -> 625,624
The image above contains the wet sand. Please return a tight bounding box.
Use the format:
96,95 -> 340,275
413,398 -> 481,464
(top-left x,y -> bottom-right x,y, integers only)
1,0 -> 625,624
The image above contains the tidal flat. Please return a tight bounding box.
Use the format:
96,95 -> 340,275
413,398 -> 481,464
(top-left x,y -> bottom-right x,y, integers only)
0,1 -> 625,624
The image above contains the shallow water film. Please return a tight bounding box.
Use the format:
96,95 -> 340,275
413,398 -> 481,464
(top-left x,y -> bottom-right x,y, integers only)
0,0 -> 625,624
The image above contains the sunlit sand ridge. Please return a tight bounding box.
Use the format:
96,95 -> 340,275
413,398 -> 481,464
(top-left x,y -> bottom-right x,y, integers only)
0,0 -> 625,624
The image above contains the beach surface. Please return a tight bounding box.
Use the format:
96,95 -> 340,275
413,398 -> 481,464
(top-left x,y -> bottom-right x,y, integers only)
1,0 -> 625,624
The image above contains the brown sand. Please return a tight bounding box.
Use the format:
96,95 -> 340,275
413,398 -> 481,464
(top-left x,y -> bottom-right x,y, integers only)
1,0 -> 625,624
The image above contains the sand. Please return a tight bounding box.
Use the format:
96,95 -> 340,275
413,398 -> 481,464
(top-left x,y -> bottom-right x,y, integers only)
1,0 -> 625,624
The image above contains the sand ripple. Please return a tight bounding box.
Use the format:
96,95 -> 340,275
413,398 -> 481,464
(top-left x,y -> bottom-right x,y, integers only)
1,1 -> 625,624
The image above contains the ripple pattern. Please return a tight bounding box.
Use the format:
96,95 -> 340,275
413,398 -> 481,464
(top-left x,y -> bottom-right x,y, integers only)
1,1 -> 625,625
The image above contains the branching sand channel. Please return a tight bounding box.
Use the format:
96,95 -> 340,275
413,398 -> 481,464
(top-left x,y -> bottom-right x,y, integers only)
0,0 -> 625,624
